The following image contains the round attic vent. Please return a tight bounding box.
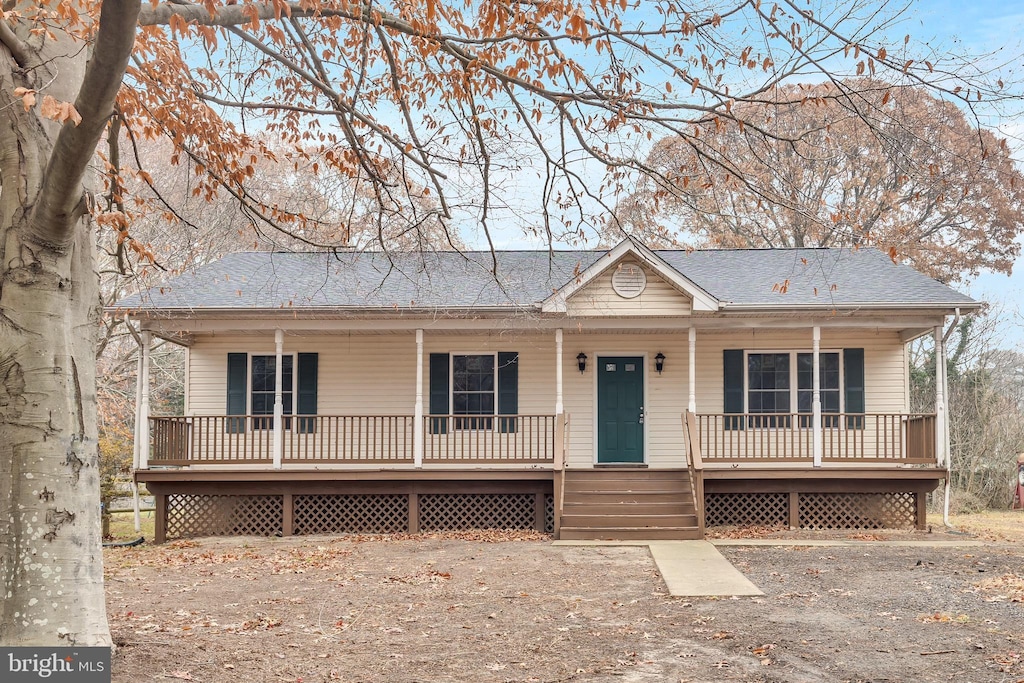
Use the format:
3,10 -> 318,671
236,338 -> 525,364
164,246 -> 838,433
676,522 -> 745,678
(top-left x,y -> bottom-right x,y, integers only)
611,262 -> 647,299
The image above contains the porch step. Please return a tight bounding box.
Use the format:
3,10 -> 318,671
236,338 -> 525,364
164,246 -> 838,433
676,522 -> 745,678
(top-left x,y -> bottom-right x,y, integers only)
560,513 -> 699,528
562,502 -> 693,516
562,491 -> 694,504
568,470 -> 690,482
559,526 -> 704,541
564,477 -> 692,494
558,468 -> 702,541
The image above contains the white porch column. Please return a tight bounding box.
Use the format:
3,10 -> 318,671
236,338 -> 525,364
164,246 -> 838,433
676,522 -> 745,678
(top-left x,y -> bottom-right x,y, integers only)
414,329 -> 424,468
272,329 -> 284,469
555,329 -> 564,415
138,331 -> 152,470
687,327 -> 696,413
812,326 -> 822,468
934,325 -> 947,468
131,327 -> 145,532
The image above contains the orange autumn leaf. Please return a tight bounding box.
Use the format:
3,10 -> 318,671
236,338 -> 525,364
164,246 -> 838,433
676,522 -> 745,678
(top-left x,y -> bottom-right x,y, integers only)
13,87 -> 36,111
39,95 -> 82,126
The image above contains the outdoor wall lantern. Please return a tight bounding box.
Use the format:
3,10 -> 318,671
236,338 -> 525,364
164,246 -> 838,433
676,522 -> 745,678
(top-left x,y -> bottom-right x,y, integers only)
576,352 -> 588,374
655,352 -> 666,375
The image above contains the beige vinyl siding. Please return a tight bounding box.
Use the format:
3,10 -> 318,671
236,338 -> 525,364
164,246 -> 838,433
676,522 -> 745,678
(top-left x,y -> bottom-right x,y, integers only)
693,328 -> 909,414
186,333 -> 417,416
566,261 -> 692,317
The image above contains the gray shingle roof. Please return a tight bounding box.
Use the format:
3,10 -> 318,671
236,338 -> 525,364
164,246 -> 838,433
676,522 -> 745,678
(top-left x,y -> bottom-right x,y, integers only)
115,247 -> 978,312
656,248 -> 978,307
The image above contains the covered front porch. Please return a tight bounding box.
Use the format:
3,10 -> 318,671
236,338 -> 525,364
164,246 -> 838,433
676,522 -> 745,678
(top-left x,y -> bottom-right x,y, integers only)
134,317 -> 952,470
130,315 -> 954,542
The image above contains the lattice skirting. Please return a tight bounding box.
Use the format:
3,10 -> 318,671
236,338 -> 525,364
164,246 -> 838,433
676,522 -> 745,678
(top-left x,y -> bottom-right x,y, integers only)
706,491 -> 918,530
166,494 -> 283,539
706,492 -> 788,527
420,493 -> 535,531
294,494 -> 409,534
163,492 -> 554,540
799,492 -> 916,530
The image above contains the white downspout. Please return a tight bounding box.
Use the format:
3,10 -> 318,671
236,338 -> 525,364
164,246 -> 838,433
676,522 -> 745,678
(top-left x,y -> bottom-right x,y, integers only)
940,308 -> 960,528
272,329 -> 284,470
812,326 -> 822,468
414,329 -> 424,468
132,324 -> 144,533
934,323 -> 948,527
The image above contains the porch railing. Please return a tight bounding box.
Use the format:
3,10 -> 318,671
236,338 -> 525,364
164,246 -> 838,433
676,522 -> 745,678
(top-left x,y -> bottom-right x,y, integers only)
285,416 -> 414,464
694,412 -> 937,464
149,414 -> 557,466
423,414 -> 556,463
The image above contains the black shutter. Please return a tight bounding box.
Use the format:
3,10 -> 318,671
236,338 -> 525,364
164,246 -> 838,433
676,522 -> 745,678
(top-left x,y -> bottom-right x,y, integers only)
226,353 -> 247,433
429,353 -> 449,434
297,353 -> 318,434
723,349 -> 745,431
497,352 -> 519,433
844,348 -> 865,429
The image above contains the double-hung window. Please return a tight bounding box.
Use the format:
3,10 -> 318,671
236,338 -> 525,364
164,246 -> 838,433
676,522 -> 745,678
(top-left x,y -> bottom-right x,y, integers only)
452,354 -> 495,430
251,355 -> 293,430
747,353 -> 791,426
797,352 -> 841,427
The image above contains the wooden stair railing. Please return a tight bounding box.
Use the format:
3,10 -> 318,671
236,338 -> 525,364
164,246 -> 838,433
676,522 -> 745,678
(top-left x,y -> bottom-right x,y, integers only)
553,413 -> 569,537
683,410 -> 706,537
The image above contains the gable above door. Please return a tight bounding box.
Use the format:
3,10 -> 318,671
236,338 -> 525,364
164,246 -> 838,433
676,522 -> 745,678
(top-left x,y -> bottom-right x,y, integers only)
543,239 -> 719,315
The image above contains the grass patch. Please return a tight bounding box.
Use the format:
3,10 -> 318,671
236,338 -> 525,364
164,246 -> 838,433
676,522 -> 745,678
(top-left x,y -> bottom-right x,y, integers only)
929,510 -> 1024,543
107,509 -> 155,542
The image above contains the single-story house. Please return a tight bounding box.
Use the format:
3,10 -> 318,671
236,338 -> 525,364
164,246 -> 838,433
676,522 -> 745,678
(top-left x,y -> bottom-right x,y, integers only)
114,239 -> 978,542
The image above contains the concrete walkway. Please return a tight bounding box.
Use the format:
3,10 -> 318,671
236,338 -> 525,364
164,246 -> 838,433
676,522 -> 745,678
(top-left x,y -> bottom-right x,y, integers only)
650,541 -> 764,597
552,540 -> 763,597
552,537 -> 987,597
710,538 -> 986,547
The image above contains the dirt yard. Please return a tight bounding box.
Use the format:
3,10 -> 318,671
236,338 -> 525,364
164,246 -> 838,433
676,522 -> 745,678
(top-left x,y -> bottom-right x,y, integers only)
105,524 -> 1024,683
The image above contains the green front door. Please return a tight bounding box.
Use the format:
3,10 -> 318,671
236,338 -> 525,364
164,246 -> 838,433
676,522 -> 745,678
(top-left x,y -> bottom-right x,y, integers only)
597,356 -> 645,463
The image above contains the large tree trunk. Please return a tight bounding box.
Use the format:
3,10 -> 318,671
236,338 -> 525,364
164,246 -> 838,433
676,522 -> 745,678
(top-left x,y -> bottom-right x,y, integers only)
0,0 -> 141,647
0,216 -> 108,647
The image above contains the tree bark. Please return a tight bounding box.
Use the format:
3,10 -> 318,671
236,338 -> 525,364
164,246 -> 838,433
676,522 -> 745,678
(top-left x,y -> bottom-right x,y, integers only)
0,0 -> 141,647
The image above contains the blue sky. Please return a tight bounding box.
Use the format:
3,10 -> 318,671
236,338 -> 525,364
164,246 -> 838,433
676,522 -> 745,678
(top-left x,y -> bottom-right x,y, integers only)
911,0 -> 1024,345
479,0 -> 1024,346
